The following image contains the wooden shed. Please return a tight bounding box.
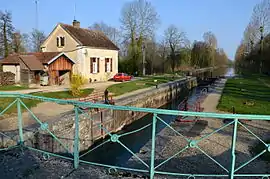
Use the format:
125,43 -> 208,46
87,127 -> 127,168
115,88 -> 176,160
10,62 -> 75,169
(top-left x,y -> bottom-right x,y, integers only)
46,53 -> 75,85
19,55 -> 44,84
0,52 -> 75,86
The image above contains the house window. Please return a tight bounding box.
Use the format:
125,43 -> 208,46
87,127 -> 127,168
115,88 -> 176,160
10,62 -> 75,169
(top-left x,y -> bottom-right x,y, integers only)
90,57 -> 99,74
105,58 -> 112,72
60,37 -> 65,46
56,36 -> 65,47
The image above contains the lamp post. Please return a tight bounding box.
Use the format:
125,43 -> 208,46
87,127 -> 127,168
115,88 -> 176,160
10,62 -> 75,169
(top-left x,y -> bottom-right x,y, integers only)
142,42 -> 146,76
259,26 -> 264,74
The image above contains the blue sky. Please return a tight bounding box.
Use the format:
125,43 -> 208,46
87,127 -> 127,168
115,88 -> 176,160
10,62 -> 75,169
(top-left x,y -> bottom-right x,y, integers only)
0,0 -> 259,60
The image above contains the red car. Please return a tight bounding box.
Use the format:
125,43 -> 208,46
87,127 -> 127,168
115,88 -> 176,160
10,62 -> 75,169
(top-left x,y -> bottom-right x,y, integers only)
113,73 -> 132,82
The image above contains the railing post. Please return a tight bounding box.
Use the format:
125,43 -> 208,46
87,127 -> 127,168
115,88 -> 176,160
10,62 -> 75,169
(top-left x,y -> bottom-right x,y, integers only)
229,118 -> 238,179
17,98 -> 24,144
74,106 -> 80,169
150,113 -> 157,179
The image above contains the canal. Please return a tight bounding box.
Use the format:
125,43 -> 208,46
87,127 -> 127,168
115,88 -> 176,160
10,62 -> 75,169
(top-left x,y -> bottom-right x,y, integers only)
81,68 -> 234,167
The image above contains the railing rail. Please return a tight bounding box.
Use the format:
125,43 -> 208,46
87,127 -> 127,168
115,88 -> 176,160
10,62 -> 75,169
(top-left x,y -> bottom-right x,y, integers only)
0,92 -> 270,178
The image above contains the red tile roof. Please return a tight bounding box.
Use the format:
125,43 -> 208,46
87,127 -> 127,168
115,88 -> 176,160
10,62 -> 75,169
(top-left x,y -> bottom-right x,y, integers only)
60,23 -> 120,50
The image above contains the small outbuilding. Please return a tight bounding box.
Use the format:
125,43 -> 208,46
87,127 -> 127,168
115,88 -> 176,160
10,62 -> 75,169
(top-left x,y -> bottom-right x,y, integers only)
0,52 -> 75,85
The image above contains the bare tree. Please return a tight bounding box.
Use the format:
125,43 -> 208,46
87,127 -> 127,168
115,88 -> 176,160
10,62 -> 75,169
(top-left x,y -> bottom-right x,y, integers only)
12,31 -> 29,53
164,25 -> 187,73
0,10 -> 14,57
243,22 -> 258,53
120,0 -> 159,75
89,22 -> 122,47
251,0 -> 270,36
248,0 -> 270,73
203,31 -> 217,49
120,0 -> 159,41
30,28 -> 46,52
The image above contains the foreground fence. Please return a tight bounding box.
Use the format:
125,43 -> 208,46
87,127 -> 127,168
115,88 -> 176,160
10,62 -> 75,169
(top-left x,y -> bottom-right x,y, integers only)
0,92 -> 270,178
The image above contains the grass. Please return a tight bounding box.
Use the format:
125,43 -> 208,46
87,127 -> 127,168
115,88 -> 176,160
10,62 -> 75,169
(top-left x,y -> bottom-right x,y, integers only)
0,85 -> 30,91
0,88 -> 93,115
217,75 -> 270,115
108,76 -> 182,96
218,74 -> 270,162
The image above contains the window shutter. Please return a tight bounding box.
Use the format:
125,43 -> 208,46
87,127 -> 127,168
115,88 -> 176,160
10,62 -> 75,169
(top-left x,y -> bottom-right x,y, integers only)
110,58 -> 113,72
105,58 -> 107,72
61,37 -> 65,46
90,58 -> 93,73
97,58 -> 100,73
56,37 -> 59,47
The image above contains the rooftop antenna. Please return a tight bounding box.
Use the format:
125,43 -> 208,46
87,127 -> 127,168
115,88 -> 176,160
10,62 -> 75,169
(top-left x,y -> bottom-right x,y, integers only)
35,0 -> 39,30
73,1 -> 76,20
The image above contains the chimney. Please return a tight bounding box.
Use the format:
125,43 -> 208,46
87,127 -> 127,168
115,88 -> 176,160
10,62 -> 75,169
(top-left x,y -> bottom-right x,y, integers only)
72,20 -> 80,28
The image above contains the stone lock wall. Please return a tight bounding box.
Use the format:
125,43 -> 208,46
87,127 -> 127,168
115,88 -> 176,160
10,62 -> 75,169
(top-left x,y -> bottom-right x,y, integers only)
0,77 -> 197,154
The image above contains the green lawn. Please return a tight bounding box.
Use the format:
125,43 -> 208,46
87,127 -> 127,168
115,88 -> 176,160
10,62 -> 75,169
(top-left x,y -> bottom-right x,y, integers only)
0,88 -> 93,115
108,76 -> 182,96
0,85 -> 30,91
217,75 -> 270,115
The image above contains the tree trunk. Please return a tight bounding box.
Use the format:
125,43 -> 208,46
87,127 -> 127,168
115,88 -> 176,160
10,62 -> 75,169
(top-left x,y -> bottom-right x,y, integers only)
3,22 -> 9,57
171,53 -> 176,73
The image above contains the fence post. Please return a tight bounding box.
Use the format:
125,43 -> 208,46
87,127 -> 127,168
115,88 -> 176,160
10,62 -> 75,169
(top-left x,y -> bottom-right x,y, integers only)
229,118 -> 238,179
17,98 -> 24,144
74,106 -> 80,169
150,113 -> 157,179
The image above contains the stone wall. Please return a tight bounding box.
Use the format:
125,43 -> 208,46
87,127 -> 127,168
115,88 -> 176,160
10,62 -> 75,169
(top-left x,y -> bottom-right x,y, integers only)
0,77 -> 197,154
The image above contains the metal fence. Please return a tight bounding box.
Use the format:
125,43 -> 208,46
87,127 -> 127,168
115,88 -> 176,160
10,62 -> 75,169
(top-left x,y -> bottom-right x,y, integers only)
0,92 -> 270,179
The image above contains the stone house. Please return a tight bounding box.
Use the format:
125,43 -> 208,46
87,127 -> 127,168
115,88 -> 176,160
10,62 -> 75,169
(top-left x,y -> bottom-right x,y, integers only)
41,20 -> 119,82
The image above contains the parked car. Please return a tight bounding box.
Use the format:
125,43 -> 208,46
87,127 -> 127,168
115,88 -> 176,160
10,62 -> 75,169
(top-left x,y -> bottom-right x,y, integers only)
113,73 -> 132,82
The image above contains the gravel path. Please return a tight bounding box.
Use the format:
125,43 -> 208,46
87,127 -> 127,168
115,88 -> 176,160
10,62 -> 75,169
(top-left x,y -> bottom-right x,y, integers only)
125,79 -> 270,178
1,78 -> 269,178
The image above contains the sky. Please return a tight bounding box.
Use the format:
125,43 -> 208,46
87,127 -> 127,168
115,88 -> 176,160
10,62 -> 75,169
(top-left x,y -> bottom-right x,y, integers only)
0,0 -> 259,60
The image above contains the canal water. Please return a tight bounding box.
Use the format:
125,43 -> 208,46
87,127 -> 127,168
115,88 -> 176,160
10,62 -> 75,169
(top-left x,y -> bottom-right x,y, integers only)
81,68 -> 234,166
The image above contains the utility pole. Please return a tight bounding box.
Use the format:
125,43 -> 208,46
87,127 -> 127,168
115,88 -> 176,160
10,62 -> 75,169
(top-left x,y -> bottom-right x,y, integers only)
35,0 -> 39,30
259,26 -> 264,74
73,0 -> 77,20
142,43 -> 146,76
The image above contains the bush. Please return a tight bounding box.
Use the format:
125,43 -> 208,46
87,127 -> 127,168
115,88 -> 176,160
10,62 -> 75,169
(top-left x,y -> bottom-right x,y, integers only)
70,74 -> 87,97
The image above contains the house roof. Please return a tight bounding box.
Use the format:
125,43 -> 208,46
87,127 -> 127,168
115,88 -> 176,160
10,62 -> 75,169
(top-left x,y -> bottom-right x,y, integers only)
47,52 -> 75,65
29,52 -> 61,64
0,52 -> 61,65
0,54 -> 21,64
19,55 -> 44,70
59,23 -> 120,50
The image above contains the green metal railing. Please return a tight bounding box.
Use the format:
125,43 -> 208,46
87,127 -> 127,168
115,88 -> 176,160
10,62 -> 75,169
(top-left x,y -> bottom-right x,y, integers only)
0,92 -> 270,178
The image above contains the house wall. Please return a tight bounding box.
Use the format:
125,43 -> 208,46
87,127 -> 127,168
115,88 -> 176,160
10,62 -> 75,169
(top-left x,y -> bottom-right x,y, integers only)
2,65 -> 20,83
41,24 -> 78,61
73,47 -> 118,82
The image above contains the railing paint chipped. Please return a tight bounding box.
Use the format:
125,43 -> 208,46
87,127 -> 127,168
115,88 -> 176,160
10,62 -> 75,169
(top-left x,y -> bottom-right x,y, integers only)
0,92 -> 270,179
